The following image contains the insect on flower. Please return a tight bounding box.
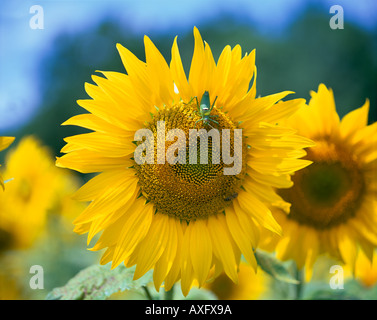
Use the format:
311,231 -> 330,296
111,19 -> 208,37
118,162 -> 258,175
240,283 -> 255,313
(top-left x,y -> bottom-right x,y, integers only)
191,91 -> 219,128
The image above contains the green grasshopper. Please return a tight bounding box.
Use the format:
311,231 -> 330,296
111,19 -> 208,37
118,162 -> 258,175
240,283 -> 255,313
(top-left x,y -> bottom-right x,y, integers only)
190,91 -> 219,128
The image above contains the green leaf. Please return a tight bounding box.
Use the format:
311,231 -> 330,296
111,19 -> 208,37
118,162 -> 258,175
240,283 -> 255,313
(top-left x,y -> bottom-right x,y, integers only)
306,289 -> 360,300
254,249 -> 299,285
45,264 -> 153,300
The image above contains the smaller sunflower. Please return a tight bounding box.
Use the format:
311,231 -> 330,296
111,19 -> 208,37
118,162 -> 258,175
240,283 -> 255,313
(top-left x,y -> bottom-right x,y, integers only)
0,271 -> 21,300
204,262 -> 267,300
0,136 -> 83,250
261,84 -> 377,280
0,136 -> 15,190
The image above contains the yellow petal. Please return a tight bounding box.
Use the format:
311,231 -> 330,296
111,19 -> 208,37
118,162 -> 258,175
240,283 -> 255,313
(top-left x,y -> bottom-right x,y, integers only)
76,98 -> 137,131
153,216 -> 178,291
340,98 -> 370,139
73,174 -> 138,224
116,43 -> 153,110
189,219 -> 212,287
180,223 -> 195,296
144,35 -> 175,106
96,70 -> 152,115
225,206 -> 257,272
236,193 -> 282,235
243,176 -> 290,211
253,98 -> 306,124
207,215 -> 238,283
188,27 -> 205,97
307,84 -> 340,136
164,220 -> 184,291
170,36 -> 192,101
250,169 -> 293,189
91,74 -> 146,122
56,149 -> 132,173
303,229 -> 319,282
62,114 -> 133,138
0,136 -> 15,152
213,45 -> 232,95
248,157 -> 312,176
63,132 -> 134,158
111,202 -> 154,269
132,213 -> 169,280
337,225 -> 357,268
241,91 -> 294,123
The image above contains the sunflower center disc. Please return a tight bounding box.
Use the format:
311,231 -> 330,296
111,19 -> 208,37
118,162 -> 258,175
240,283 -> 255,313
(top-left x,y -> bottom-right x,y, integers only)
279,140 -> 365,229
134,100 -> 247,221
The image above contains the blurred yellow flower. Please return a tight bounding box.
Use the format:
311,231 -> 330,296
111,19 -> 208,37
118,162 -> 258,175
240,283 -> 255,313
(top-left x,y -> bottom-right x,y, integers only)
0,136 -> 83,250
0,271 -> 21,300
204,262 -> 267,300
353,250 -> 377,288
261,84 -> 377,280
56,27 -> 313,296
0,136 -> 15,190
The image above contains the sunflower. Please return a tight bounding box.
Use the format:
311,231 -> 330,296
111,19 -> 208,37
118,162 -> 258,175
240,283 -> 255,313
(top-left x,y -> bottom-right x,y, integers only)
352,250 -> 377,288
261,84 -> 377,280
203,262 -> 267,300
0,271 -> 21,300
0,136 -> 15,190
0,136 -> 83,250
56,27 -> 313,295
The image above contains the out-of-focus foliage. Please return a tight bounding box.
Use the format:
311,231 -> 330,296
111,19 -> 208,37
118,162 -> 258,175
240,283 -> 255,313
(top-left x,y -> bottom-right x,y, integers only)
0,214 -> 98,299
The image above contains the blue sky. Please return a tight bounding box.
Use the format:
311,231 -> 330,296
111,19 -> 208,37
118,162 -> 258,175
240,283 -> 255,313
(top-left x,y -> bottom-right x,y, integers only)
1,0 -> 376,134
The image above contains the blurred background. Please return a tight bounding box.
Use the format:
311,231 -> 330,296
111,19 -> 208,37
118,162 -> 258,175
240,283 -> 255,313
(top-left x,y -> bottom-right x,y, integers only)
0,0 -> 376,299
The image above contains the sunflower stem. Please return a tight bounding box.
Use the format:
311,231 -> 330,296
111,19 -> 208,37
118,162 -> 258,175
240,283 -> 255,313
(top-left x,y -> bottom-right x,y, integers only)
294,267 -> 304,300
142,286 -> 154,300
164,286 -> 175,300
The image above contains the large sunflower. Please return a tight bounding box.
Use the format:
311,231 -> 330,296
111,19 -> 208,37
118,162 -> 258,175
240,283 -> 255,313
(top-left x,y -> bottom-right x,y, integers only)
0,136 -> 15,190
56,27 -> 313,295
261,84 -> 377,280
